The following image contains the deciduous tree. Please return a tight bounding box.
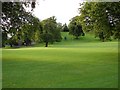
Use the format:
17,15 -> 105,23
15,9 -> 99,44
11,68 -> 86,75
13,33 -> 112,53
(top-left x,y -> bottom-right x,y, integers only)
79,2 -> 120,41
1,1 -> 37,47
68,16 -> 85,39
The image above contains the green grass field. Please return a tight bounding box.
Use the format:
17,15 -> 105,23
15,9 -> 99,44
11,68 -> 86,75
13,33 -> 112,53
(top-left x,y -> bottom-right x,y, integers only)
2,32 -> 118,88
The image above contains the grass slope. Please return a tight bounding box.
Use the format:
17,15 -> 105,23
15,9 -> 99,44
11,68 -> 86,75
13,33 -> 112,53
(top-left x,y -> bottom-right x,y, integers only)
2,32 -> 118,88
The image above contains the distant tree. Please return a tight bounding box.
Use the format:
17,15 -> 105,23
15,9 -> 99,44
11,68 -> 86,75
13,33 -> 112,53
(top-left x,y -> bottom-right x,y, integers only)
41,16 -> 62,45
62,23 -> 69,32
54,28 -> 62,42
41,31 -> 53,47
68,16 -> 85,39
57,23 -> 63,31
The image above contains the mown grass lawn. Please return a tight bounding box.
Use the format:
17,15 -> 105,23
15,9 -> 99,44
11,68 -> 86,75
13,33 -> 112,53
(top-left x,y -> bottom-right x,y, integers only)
2,33 -> 118,88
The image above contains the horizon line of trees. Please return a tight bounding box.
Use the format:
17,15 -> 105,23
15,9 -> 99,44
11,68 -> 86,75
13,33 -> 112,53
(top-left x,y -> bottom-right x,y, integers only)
1,1 -> 120,47
1,2 -> 63,47
1,2 -> 84,48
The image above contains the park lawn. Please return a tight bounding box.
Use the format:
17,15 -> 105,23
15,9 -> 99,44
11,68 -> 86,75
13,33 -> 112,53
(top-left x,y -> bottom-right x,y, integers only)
2,33 -> 118,88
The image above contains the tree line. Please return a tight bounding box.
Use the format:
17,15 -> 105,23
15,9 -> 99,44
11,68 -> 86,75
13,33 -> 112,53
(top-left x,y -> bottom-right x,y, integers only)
1,1 -> 120,47
1,2 -> 62,47
1,2 -> 84,47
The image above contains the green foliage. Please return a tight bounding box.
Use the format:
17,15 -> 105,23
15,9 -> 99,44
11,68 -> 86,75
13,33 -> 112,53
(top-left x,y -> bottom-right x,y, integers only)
57,23 -> 63,32
79,2 -> 120,41
2,31 -> 7,47
20,18 -> 43,45
62,23 -> 69,32
2,2 -> 37,47
41,33 -> 53,42
68,16 -> 85,39
41,16 -> 62,44
34,30 -> 41,43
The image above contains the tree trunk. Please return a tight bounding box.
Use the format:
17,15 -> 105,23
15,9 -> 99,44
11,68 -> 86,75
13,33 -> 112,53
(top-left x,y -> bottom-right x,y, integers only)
45,42 -> 48,47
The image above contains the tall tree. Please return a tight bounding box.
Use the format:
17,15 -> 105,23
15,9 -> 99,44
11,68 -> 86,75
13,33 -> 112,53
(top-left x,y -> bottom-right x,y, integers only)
41,16 -> 62,47
1,1 -> 36,47
79,2 -> 120,41
68,16 -> 85,39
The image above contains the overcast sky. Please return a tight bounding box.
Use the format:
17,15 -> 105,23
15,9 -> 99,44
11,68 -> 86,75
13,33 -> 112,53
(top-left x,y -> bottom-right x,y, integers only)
32,0 -> 83,25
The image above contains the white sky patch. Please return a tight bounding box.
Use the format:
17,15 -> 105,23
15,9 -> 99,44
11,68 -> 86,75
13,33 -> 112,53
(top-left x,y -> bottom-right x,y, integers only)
33,0 -> 83,25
